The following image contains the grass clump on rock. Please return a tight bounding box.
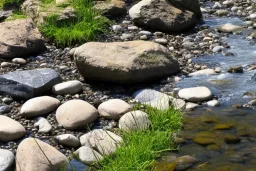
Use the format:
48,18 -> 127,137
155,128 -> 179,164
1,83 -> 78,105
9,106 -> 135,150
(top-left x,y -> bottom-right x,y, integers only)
39,0 -> 109,47
95,105 -> 182,171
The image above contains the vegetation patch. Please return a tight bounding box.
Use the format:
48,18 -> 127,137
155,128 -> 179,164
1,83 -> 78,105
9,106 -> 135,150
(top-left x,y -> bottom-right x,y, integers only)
39,0 -> 110,47
5,10 -> 27,21
92,105 -> 182,171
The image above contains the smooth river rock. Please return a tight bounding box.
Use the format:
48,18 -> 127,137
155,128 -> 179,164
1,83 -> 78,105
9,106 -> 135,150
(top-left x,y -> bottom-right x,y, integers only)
34,117 -> 52,133
189,69 -> 216,76
0,116 -> 26,142
217,23 -> 244,33
80,129 -> 123,156
0,149 -> 15,171
52,80 -> 83,95
119,110 -> 151,131
56,100 -> 98,130
0,68 -> 61,99
178,87 -> 212,102
20,96 -> 60,117
56,134 -> 80,148
74,41 -> 180,84
16,138 -> 68,171
74,146 -> 103,165
98,99 -> 132,120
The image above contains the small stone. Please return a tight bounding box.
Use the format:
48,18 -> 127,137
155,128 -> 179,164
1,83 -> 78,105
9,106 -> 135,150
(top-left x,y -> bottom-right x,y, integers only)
189,69 -> 216,76
128,26 -> 138,30
2,97 -> 13,104
174,155 -> 198,171
248,100 -> 256,106
1,62 -> 12,68
185,102 -> 198,110
20,96 -> 60,117
0,115 -> 26,142
227,66 -> 243,73
74,146 -> 103,165
138,31 -> 152,36
0,105 -> 11,113
52,80 -> 83,95
217,23 -> 243,33
112,25 -> 123,32
98,99 -> 131,120
140,35 -> 148,40
34,117 -> 52,133
12,58 -> 27,65
214,124 -> 233,130
172,99 -> 186,110
119,110 -> 151,131
212,46 -> 224,53
121,33 -> 134,40
56,134 -> 80,148
216,9 -> 229,16
215,67 -> 221,73
154,38 -> 168,45
207,100 -> 219,107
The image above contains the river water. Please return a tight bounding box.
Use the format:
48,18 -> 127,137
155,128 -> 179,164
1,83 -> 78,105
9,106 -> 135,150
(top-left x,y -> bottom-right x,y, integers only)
157,17 -> 256,170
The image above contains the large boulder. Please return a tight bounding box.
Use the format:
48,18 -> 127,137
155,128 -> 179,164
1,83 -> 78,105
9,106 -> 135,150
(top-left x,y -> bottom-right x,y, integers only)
129,0 -> 198,32
16,138 -> 68,171
74,41 -> 180,84
0,68 -> 61,99
0,116 -> 26,142
0,19 -> 45,58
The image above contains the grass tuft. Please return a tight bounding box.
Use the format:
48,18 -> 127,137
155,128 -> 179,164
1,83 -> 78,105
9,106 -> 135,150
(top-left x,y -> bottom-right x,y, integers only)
94,105 -> 182,171
39,0 -> 110,47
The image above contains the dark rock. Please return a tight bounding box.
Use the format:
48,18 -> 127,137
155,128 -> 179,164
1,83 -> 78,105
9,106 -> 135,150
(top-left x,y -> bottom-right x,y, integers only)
0,68 -> 61,99
0,105 -> 11,113
228,66 -> 243,73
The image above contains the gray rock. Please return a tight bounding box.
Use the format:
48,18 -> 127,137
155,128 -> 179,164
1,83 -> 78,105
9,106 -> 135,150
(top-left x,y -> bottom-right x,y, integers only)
133,89 -> 170,110
119,110 -> 151,131
74,146 -> 103,165
138,30 -> 152,36
12,58 -> 27,65
56,134 -> 80,148
0,68 -> 61,99
189,69 -> 216,76
34,117 -> 52,133
207,100 -> 219,107
185,102 -> 199,110
217,23 -> 244,33
172,98 -> 186,110
154,38 -> 168,45
112,25 -> 123,32
93,0 -> 126,18
212,46 -> 224,53
175,155 -> 198,170
0,105 -> 10,114
0,149 -> 15,171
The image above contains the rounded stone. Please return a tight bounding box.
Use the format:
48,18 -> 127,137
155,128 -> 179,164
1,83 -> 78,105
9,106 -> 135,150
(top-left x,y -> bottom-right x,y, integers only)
178,87 -> 212,102
52,80 -> 83,95
98,99 -> 132,120
56,100 -> 98,130
74,146 -> 103,165
56,134 -> 80,148
0,115 -> 26,142
0,149 -> 15,171
12,58 -> 27,64
20,96 -> 60,117
119,110 -> 151,131
34,117 -> 52,133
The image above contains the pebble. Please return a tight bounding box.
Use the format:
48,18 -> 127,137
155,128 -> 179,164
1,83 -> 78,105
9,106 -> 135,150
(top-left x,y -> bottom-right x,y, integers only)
128,26 -> 138,30
0,105 -> 11,113
154,38 -> 168,45
207,100 -> 220,107
12,58 -> 27,65
74,146 -> 103,165
112,25 -> 123,32
52,80 -> 83,95
56,134 -> 80,148
1,62 -> 12,68
34,117 -> 52,133
138,30 -> 152,36
212,46 -> 224,53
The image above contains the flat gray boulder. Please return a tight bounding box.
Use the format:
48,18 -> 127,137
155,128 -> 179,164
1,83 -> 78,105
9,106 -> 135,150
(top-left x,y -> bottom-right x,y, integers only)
0,68 -> 61,99
178,87 -> 212,102
74,41 -> 180,84
129,0 -> 198,32
0,19 -> 45,58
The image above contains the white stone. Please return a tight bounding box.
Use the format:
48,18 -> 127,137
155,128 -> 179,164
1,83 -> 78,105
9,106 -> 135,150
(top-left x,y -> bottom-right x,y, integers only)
20,96 -> 60,117
1,62 -> 12,68
249,13 -> 256,19
74,146 -> 103,165
52,80 -> 83,95
0,116 -> 26,142
207,100 -> 220,107
0,149 -> 15,171
12,58 -> 27,64
98,99 -> 131,120
217,23 -> 243,33
185,102 -> 199,110
133,89 -> 170,110
56,100 -> 98,130
56,134 -> 80,148
189,69 -> 216,76
212,46 -> 224,53
112,25 -> 123,32
80,129 -> 123,156
34,117 -> 52,133
178,87 -> 212,102
119,110 -> 151,131
172,98 -> 186,110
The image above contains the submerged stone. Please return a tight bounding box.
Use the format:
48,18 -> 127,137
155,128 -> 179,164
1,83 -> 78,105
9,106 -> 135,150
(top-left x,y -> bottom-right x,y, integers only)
214,124 -> 233,130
